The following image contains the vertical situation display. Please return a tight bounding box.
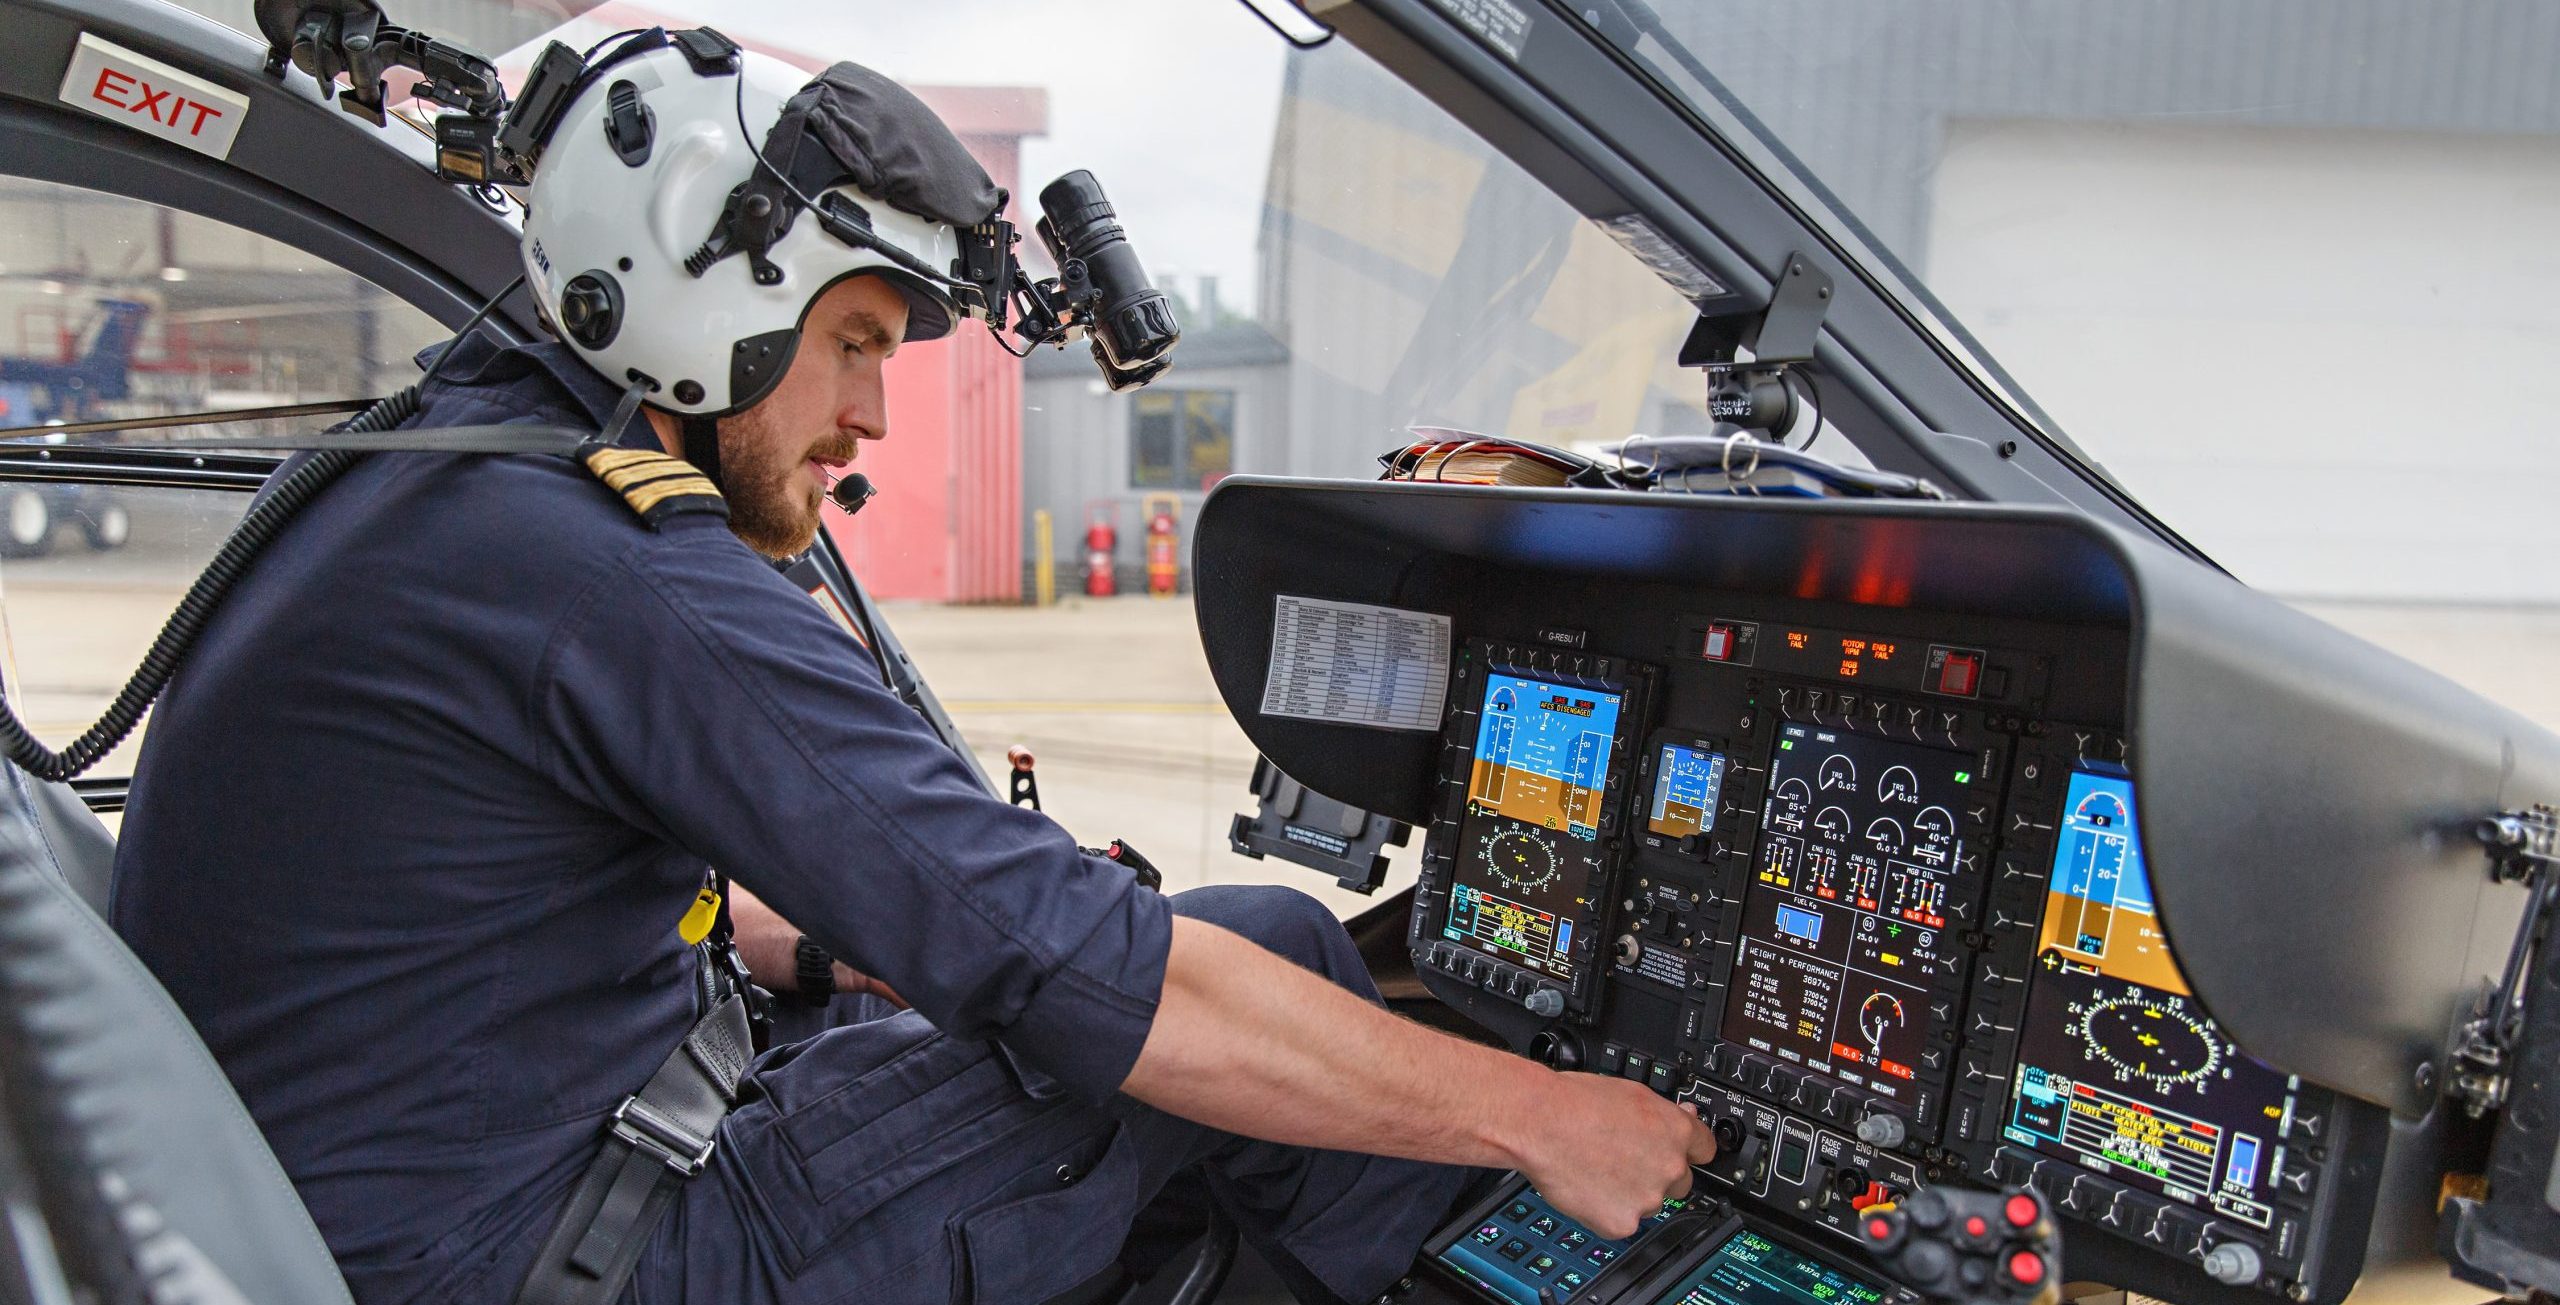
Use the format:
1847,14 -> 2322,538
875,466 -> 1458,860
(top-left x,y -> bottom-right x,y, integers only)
1441,672 -> 1626,982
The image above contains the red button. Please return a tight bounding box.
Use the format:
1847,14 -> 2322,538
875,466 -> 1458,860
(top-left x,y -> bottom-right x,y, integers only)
1937,652 -> 1979,696
1965,1215 -> 1988,1238
2005,1193 -> 2039,1227
1867,1217 -> 1892,1241
2008,1251 -> 2046,1286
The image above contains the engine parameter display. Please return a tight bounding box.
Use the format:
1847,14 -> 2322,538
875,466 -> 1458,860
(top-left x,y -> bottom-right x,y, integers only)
1649,743 -> 1728,840
1720,724 -> 1973,1116
1646,1228 -> 1889,1305
2001,767 -> 2301,1229
1442,673 -> 1625,980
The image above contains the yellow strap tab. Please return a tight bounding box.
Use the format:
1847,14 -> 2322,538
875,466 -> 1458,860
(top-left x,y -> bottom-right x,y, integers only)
677,885 -> 721,945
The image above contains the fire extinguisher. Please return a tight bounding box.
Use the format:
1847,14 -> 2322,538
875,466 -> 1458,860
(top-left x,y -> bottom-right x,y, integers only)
1083,507 -> 1118,597
1144,495 -> 1180,597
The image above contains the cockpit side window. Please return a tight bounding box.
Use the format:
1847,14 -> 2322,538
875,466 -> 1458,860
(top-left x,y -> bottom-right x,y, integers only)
0,175 -> 446,806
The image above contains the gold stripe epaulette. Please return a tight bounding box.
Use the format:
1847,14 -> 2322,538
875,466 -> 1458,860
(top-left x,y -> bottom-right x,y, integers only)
580,445 -> 728,528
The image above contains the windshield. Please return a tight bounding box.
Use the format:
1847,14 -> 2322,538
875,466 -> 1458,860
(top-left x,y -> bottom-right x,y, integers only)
1590,0 -> 2560,728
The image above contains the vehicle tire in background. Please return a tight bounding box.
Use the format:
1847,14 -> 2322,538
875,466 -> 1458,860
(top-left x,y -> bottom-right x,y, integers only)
79,502 -> 130,552
0,487 -> 51,558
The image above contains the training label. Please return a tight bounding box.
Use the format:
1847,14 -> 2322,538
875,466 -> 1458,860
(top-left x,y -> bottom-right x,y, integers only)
1260,596 -> 1451,733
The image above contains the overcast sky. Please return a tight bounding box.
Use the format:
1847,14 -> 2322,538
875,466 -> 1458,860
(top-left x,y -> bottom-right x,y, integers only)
634,0 -> 1293,317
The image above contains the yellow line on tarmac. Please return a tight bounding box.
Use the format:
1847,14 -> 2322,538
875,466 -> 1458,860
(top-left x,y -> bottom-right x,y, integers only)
942,700 -> 1227,715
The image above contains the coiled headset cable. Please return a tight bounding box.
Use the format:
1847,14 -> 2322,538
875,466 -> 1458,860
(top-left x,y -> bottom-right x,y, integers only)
0,276 -> 527,782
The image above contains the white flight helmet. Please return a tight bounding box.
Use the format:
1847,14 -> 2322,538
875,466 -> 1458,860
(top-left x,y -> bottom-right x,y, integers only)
519,33 -> 1002,424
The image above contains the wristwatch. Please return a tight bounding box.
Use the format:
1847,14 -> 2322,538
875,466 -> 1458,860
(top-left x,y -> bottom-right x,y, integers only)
792,935 -> 837,1006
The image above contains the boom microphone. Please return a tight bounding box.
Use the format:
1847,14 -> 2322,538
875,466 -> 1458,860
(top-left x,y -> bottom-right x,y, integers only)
829,472 -> 875,517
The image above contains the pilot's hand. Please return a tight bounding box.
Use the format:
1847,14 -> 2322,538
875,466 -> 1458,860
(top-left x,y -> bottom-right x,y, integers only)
1514,1075 -> 1718,1239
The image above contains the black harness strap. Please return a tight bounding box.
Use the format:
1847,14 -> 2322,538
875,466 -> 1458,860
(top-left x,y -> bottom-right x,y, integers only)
514,989 -> 754,1305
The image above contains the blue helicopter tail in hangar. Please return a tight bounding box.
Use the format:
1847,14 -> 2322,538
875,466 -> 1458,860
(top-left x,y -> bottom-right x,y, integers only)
0,298 -> 151,421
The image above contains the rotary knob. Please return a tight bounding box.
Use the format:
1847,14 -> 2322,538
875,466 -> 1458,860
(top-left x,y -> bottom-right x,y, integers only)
1524,986 -> 1565,1018
1855,1112 -> 1908,1149
2201,1240 -> 2262,1286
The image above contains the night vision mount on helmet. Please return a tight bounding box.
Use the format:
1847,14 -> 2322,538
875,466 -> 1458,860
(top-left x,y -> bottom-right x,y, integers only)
259,0 -> 1181,429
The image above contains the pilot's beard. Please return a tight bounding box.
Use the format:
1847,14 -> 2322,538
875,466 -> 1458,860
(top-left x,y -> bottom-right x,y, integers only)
716,408 -> 828,559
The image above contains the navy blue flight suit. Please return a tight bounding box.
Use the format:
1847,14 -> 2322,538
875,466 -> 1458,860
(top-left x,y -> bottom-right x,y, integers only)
111,334 -> 1473,1304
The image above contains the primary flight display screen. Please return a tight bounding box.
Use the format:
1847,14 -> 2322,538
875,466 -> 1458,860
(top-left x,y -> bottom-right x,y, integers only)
1719,723 -> 1974,1115
1441,672 -> 1625,981
2001,767 -> 2301,1229
1645,1227 -> 1889,1305
1649,743 -> 1729,839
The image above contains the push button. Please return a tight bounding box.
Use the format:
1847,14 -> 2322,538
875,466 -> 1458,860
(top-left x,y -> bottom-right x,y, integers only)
2285,1103 -> 2328,1142
1934,653 -> 1979,697
2275,1157 -> 2318,1204
2147,1206 -> 2206,1257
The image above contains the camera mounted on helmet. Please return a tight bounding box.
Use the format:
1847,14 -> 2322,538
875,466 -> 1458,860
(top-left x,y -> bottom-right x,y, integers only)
257,5 -> 1182,429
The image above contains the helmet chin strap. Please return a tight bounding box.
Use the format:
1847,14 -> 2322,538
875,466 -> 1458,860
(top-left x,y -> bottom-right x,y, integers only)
679,412 -> 723,489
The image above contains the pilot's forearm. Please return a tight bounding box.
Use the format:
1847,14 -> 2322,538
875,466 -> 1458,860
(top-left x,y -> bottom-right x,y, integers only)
728,884 -> 905,1006
1119,915 -> 1543,1170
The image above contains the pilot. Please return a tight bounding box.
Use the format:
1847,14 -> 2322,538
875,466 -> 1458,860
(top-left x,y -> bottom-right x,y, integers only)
110,33 -> 1715,1305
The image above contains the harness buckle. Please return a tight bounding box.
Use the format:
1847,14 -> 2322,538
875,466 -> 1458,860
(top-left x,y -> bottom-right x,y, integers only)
609,1095 -> 715,1176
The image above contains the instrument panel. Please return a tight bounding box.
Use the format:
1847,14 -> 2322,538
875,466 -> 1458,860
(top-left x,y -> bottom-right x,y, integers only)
1404,603 -> 2379,1305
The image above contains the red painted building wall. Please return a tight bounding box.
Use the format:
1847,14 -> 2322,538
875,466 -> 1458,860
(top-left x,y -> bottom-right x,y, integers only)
823,93 -> 1044,603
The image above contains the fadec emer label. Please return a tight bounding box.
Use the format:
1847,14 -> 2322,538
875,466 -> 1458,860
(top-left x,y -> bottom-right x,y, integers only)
58,33 -> 250,161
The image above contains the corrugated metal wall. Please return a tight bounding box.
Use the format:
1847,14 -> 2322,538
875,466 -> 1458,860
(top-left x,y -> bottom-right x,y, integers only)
1019,358 -> 1292,593
1639,0 -> 2560,274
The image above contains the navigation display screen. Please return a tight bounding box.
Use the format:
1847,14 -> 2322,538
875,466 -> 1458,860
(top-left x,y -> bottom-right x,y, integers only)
1649,743 -> 1728,839
1646,1227 -> 1889,1305
1719,723 -> 1974,1115
2001,766 -> 2301,1229
1441,673 -> 1625,981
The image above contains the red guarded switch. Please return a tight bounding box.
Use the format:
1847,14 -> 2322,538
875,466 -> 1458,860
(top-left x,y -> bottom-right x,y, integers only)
1936,652 -> 1979,696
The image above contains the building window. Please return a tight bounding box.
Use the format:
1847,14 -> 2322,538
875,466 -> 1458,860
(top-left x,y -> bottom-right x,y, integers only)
1129,389 -> 1235,490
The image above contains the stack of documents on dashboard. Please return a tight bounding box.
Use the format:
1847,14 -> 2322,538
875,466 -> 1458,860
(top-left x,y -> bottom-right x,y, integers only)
1407,445 -> 1570,486
1397,427 -> 1572,487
